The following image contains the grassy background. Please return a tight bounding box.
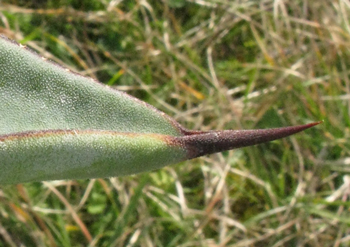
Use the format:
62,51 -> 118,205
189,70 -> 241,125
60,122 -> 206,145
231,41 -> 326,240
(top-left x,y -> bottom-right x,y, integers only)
0,0 -> 349,246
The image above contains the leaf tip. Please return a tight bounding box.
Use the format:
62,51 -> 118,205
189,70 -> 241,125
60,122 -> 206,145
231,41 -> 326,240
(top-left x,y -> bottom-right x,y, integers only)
177,121 -> 322,159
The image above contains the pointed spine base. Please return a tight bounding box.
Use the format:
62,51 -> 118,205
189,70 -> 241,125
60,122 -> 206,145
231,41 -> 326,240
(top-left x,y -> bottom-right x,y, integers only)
176,122 -> 322,159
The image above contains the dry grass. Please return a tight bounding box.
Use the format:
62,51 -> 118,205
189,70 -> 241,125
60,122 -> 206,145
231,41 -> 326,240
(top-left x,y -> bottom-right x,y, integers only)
0,0 -> 349,246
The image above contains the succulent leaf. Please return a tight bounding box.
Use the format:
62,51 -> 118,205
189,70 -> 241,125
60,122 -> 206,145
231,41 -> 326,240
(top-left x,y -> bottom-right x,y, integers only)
0,36 -> 320,184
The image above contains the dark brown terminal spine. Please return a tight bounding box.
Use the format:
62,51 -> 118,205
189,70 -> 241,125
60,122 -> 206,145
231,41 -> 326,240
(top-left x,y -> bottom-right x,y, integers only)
176,122 -> 322,159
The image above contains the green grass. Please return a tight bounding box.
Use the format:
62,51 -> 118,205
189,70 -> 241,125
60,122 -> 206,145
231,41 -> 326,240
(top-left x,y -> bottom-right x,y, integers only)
0,0 -> 349,246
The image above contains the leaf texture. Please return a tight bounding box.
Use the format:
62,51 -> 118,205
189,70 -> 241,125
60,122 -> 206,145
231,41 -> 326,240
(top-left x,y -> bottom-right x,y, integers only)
0,36 -> 182,136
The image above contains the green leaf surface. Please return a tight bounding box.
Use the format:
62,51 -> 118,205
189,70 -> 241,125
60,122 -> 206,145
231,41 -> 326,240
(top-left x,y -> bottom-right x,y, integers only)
0,36 -> 320,184
0,130 -> 185,184
0,37 -> 182,136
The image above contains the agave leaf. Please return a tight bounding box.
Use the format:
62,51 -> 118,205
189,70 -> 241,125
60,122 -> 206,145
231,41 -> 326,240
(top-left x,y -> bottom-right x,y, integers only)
0,36 -> 320,184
